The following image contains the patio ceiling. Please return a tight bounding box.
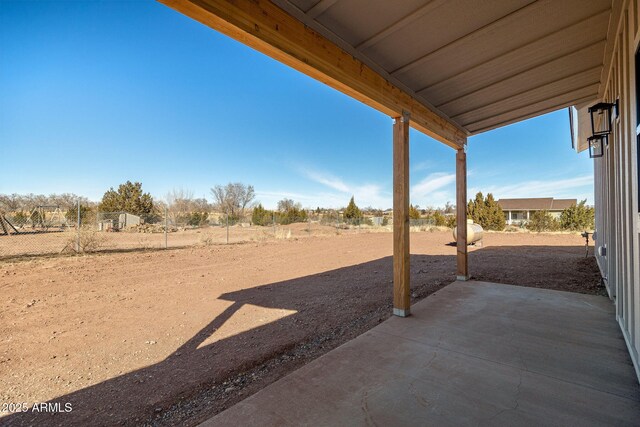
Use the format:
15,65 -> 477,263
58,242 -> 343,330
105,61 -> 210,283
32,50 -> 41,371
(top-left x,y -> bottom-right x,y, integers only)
274,0 -> 614,135
161,0 -> 616,145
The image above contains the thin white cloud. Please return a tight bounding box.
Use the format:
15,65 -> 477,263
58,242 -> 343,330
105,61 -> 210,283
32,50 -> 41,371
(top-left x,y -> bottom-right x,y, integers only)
303,170 -> 350,193
472,175 -> 593,201
411,173 -> 455,198
296,167 -> 391,208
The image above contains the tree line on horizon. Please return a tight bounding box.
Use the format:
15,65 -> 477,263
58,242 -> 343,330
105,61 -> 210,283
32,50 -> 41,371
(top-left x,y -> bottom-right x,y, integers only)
0,184 -> 594,231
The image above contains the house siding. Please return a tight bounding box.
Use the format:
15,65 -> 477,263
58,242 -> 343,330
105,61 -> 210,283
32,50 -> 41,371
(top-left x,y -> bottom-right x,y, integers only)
594,0 -> 640,380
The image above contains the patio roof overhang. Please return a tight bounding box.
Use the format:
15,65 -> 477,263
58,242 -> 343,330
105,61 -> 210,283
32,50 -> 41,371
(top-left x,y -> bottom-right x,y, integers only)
160,0 -> 617,144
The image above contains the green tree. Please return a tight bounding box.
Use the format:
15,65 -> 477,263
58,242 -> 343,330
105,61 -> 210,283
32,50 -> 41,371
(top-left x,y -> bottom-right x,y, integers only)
272,199 -> 308,225
252,204 -> 273,226
559,200 -> 594,231
98,181 -> 156,221
409,204 -> 421,220
280,206 -> 307,225
467,192 -> 505,231
343,196 -> 363,222
484,193 -> 506,231
65,205 -> 93,224
526,210 -> 559,232
467,192 -> 486,226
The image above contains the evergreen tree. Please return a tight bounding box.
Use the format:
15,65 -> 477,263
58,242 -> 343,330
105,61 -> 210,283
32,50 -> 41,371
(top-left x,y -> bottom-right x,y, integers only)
98,181 -> 156,221
343,196 -> 362,222
280,206 -> 307,224
484,193 -> 506,231
560,200 -> 594,230
467,192 -> 505,231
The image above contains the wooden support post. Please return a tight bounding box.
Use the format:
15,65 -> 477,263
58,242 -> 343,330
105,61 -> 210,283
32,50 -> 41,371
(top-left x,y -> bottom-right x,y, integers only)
456,146 -> 469,281
393,112 -> 410,317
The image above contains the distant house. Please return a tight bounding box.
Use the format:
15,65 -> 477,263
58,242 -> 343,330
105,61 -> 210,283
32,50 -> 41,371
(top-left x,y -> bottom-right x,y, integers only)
497,198 -> 577,225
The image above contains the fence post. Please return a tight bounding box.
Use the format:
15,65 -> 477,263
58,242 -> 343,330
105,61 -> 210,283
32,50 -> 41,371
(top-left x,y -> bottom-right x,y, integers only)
272,212 -> 276,236
76,199 -> 81,253
226,212 -> 229,244
164,207 -> 168,249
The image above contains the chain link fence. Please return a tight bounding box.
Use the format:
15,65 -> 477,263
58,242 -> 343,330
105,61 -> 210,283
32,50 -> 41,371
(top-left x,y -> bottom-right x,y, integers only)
0,203 -> 452,261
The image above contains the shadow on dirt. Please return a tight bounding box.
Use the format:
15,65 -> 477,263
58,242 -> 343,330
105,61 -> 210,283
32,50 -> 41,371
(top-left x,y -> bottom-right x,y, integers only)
3,245 -> 602,426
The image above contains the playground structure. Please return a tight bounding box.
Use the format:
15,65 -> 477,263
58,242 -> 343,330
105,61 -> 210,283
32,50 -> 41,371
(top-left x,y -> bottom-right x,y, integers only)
0,213 -> 19,236
0,206 -> 71,236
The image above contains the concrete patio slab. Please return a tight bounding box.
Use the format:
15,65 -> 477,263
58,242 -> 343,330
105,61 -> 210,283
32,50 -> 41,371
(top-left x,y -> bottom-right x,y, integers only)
202,281 -> 640,426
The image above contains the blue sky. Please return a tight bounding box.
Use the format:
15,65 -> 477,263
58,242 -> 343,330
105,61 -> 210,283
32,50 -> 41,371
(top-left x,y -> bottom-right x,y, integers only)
0,0 -> 594,210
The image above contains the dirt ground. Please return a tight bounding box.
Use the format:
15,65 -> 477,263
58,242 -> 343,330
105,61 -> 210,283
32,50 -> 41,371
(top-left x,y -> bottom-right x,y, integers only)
0,230 -> 604,426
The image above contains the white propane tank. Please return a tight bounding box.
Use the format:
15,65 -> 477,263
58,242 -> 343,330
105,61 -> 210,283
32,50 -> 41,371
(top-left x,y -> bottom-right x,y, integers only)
452,219 -> 484,245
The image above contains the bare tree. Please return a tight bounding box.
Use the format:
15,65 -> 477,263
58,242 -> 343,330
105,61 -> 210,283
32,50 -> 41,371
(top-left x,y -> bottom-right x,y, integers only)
166,188 -> 194,215
444,201 -> 455,214
0,194 -> 22,212
192,198 -> 210,212
277,198 -> 295,212
210,183 -> 255,218
0,193 -> 93,212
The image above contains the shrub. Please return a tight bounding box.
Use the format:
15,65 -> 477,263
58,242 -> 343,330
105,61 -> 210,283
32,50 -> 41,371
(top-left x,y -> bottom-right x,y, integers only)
445,215 -> 456,228
252,204 -> 273,226
409,205 -> 421,220
526,210 -> 559,232
65,227 -> 106,253
187,212 -> 209,227
431,211 -> 446,226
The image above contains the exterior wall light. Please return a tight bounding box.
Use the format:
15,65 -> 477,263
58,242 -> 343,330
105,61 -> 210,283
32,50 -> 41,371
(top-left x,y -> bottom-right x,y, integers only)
588,100 -> 618,135
588,135 -> 606,158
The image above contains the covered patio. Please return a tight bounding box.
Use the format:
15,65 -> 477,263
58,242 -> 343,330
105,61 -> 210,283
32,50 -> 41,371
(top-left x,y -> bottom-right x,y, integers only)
203,280 -> 640,425
156,0 -> 640,422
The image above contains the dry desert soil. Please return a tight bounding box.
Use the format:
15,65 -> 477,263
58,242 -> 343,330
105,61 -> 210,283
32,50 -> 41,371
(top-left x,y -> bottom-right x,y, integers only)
0,230 -> 603,426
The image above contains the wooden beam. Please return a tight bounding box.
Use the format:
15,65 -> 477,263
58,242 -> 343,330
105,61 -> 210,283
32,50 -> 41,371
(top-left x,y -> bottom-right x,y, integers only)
393,112 -> 410,317
158,0 -> 467,148
456,147 -> 468,281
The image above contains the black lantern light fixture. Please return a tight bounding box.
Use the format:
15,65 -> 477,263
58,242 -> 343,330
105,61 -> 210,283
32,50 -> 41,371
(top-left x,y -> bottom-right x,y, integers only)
588,135 -> 606,158
588,100 -> 618,136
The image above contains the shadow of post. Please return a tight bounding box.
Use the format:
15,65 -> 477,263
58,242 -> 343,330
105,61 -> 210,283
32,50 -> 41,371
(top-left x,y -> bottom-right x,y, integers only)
2,245 -> 601,426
